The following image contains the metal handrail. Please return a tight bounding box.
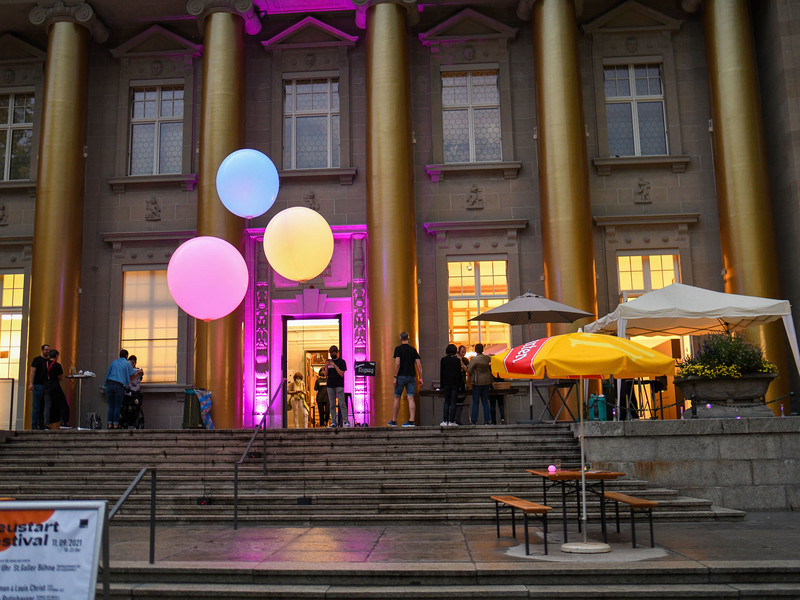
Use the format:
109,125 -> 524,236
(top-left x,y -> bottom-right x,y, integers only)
101,467 -> 157,600
233,380 -> 285,529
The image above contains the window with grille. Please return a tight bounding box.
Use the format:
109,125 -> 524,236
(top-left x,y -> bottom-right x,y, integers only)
128,85 -> 184,175
0,273 -> 24,380
617,253 -> 679,301
0,92 -> 34,181
442,70 -> 502,164
604,64 -> 667,157
283,78 -> 340,170
120,270 -> 178,383
447,260 -> 510,351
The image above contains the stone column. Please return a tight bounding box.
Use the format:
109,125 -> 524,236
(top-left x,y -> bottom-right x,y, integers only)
531,0 -> 597,334
701,0 -> 790,411
357,0 -> 419,426
187,0 -> 260,428
24,2 -> 107,429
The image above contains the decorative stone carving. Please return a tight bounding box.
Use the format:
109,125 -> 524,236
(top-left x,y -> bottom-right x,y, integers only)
304,191 -> 320,211
466,185 -> 483,210
0,204 -> 7,226
145,197 -> 162,221
186,0 -> 262,36
635,179 -> 651,204
29,1 -> 109,43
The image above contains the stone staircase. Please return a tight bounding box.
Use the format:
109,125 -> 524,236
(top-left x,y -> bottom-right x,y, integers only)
0,425 -> 742,525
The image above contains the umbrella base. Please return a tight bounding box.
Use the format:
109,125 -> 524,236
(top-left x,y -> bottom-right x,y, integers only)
560,541 -> 612,554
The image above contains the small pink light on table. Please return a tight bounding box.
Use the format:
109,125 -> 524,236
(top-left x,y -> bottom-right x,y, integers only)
548,465 -> 557,473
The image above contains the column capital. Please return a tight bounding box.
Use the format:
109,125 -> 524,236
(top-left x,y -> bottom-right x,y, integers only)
186,0 -> 262,36
681,0 -> 701,13
517,0 -> 582,21
29,1 -> 108,43
353,0 -> 418,29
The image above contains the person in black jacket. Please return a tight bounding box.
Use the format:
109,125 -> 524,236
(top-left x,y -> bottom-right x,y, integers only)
439,344 -> 463,426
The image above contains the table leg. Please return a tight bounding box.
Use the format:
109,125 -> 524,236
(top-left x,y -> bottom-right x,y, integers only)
561,481 -> 568,543
600,479 -> 608,543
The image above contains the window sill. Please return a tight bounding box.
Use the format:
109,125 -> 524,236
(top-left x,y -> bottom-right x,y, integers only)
108,174 -> 198,193
0,179 -> 36,197
425,161 -> 522,183
278,168 -> 357,185
592,155 -> 691,176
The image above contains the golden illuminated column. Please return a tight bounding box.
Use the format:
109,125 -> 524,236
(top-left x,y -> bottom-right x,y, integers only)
532,0 -> 597,333
188,3 -> 254,429
24,3 -> 107,429
702,0 -> 790,411
359,0 -> 418,425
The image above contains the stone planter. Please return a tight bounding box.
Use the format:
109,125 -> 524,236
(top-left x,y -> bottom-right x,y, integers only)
674,373 -> 779,417
674,373 -> 778,404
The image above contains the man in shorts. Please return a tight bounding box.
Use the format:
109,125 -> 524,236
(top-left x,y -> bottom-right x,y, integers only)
389,331 -> 422,427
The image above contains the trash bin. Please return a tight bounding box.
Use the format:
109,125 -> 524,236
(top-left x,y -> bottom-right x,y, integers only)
183,388 -> 203,429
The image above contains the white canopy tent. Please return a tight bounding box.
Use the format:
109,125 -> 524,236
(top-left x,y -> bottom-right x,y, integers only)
585,283 -> 800,376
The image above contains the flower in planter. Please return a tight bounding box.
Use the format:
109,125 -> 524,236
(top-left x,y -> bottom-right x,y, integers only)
676,333 -> 777,379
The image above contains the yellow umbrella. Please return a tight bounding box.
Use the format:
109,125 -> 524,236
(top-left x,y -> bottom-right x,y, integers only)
492,332 -> 675,380
491,332 -> 675,553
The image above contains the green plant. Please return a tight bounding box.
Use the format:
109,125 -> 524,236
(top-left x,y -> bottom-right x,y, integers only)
676,333 -> 777,379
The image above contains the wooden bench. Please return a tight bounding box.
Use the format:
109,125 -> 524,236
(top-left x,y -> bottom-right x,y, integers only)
490,495 -> 552,555
602,491 -> 658,548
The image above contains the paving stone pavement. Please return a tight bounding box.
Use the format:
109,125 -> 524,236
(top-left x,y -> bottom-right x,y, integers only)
107,511 -> 800,566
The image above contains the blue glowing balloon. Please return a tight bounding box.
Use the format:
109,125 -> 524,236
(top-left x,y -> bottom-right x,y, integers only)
216,149 -> 280,218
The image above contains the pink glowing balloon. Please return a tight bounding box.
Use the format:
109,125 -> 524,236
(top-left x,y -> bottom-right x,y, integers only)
167,236 -> 248,321
548,465 -> 557,473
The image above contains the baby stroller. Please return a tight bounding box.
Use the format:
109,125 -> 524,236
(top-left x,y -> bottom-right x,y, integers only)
119,388 -> 144,429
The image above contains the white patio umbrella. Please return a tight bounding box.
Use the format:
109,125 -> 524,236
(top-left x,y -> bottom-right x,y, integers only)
470,292 -> 593,421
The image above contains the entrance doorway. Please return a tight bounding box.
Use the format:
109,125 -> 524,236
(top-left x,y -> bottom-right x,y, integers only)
283,317 -> 341,428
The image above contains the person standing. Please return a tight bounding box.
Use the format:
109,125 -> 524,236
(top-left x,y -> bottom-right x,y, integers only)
439,344 -> 462,426
28,343 -> 50,429
287,371 -> 308,428
467,343 -> 492,425
389,331 -> 423,427
314,367 -> 329,426
325,345 -> 349,427
455,345 -> 469,426
104,349 -> 141,429
43,349 -> 66,428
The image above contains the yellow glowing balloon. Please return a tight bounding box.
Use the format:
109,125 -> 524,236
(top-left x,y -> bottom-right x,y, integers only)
263,207 -> 334,282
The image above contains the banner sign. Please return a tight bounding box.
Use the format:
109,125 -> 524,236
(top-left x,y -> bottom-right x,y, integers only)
353,361 -> 376,376
0,501 -> 106,600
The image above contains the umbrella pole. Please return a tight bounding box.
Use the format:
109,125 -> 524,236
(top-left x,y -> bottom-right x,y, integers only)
561,376 -> 611,554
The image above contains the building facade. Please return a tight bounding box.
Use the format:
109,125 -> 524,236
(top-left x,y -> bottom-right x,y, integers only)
1,0 -> 798,429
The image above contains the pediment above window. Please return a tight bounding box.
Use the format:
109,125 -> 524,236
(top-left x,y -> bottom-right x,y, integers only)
262,16 -> 358,51
419,8 -> 517,53
0,34 -> 45,63
582,0 -> 682,36
110,25 -> 202,60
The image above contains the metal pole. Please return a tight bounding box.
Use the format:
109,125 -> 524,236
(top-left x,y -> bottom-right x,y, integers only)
149,469 -> 156,564
233,463 -> 239,530
102,511 -> 110,600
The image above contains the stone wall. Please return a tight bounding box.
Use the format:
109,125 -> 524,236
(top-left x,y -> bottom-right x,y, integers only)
579,417 -> 800,511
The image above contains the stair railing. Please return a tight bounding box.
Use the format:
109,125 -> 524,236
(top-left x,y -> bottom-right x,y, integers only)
101,467 -> 157,600
233,380 -> 285,530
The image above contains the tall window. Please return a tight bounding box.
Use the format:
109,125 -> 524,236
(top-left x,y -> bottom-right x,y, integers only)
0,273 -> 24,380
129,85 -> 184,175
448,260 -> 510,351
0,92 -> 34,181
604,64 -> 667,157
442,70 -> 501,163
617,253 -> 679,301
283,78 -> 340,169
121,270 -> 178,383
